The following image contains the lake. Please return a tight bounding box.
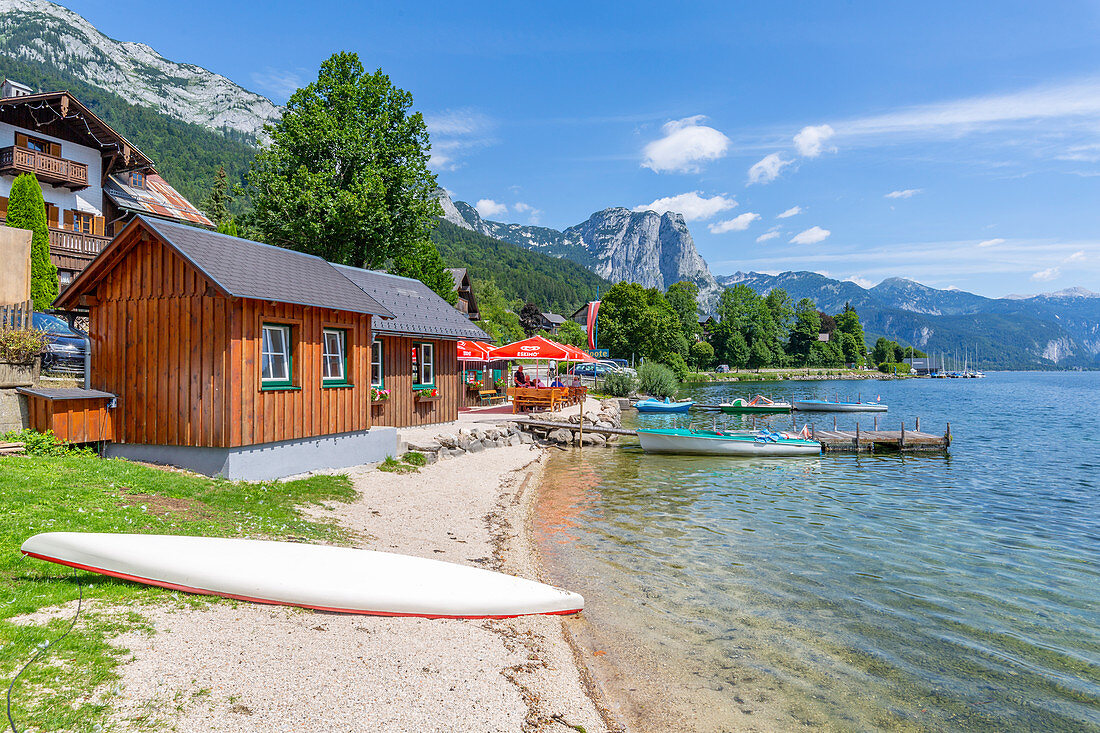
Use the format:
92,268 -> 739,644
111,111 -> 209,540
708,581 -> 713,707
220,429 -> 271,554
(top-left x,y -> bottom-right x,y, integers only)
536,372 -> 1100,731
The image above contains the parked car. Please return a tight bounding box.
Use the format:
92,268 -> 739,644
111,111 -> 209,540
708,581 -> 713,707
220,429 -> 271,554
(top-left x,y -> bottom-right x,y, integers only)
33,312 -> 87,375
715,364 -> 731,373
566,360 -> 636,382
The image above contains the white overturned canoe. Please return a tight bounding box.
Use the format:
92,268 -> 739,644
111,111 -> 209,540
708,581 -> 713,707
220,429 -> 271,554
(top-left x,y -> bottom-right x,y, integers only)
792,399 -> 888,413
636,429 -> 820,457
21,532 -> 583,618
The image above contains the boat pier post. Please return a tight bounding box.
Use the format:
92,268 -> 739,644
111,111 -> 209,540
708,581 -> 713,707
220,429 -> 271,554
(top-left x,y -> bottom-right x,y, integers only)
814,421 -> 949,453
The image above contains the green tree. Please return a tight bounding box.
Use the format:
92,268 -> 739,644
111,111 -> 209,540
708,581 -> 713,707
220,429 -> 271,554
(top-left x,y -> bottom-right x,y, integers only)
872,337 -> 896,366
764,288 -> 795,341
665,280 -> 700,340
519,302 -> 544,336
474,280 -> 523,344
839,332 -> 863,365
834,303 -> 866,366
748,338 -> 773,370
7,174 -> 56,310
552,320 -> 588,349
202,165 -> 232,228
723,330 -> 749,368
689,340 -> 715,371
598,282 -> 650,360
716,284 -> 759,333
788,298 -> 821,365
246,52 -> 440,270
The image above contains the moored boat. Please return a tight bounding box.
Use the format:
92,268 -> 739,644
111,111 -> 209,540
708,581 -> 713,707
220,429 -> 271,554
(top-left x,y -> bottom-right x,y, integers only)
635,397 -> 695,413
636,428 -> 820,456
792,399 -> 888,412
719,395 -> 792,414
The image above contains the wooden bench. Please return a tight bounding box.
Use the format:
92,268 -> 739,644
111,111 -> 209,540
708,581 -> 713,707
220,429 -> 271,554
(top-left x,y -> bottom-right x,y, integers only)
507,387 -> 566,413
478,389 -> 507,406
0,441 -> 25,456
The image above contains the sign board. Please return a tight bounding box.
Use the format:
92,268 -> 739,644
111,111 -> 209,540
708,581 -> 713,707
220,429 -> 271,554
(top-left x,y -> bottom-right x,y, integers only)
586,349 -> 609,358
0,226 -> 32,305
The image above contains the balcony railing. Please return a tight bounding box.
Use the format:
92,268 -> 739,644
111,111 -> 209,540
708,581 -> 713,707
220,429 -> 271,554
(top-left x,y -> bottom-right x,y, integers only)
48,227 -> 110,257
0,146 -> 89,190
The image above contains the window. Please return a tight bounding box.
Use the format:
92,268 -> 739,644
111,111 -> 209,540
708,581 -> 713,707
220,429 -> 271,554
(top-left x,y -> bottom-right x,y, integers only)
73,211 -> 93,234
413,342 -> 434,387
322,328 -> 347,385
261,323 -> 293,388
24,136 -> 46,153
129,171 -> 145,188
371,339 -> 383,387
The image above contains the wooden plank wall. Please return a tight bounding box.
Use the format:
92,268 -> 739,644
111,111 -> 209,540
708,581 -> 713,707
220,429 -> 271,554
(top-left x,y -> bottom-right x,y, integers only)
89,232 -> 373,448
372,335 -> 459,428
25,395 -> 114,443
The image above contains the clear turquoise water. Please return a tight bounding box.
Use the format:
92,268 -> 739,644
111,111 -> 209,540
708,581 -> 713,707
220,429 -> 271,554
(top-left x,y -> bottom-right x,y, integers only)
536,372 -> 1100,731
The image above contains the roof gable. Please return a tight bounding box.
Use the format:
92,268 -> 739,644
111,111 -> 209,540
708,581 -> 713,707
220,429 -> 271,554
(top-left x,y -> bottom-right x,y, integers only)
57,217 -> 394,319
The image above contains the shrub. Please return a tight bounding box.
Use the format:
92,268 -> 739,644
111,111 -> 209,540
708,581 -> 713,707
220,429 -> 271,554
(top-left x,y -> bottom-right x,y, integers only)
660,353 -> 689,381
402,451 -> 427,466
637,361 -> 678,399
600,370 -> 635,397
1,428 -> 94,456
0,328 -> 48,363
8,174 -> 57,310
379,456 -> 417,473
877,362 -> 913,374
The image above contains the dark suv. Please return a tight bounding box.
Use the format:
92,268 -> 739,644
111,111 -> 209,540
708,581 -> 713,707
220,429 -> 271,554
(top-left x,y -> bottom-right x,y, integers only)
33,312 -> 87,375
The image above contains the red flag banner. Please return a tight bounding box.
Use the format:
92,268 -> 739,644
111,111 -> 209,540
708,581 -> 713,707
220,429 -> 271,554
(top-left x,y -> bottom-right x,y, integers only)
586,301 -> 600,350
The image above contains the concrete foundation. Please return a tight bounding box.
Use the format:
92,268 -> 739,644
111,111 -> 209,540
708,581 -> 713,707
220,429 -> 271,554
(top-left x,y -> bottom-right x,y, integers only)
106,427 -> 399,481
0,388 -> 28,433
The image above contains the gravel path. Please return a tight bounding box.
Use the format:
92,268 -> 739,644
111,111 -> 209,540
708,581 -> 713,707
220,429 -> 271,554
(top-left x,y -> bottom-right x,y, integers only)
101,445 -> 616,732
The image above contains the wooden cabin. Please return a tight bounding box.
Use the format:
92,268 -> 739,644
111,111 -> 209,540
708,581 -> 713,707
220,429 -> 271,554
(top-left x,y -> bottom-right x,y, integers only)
446,268 -> 479,320
53,216 -> 398,479
334,266 -> 489,428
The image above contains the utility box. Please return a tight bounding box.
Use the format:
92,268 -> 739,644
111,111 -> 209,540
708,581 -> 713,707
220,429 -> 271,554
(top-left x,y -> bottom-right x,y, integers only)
0,226 -> 32,305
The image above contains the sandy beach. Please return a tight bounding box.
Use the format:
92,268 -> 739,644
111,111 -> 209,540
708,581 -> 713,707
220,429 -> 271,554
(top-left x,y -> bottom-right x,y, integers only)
77,440 -> 619,732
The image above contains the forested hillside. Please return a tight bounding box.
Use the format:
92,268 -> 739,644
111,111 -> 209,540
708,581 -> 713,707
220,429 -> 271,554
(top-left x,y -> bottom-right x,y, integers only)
0,56 -> 255,211
432,220 -> 608,314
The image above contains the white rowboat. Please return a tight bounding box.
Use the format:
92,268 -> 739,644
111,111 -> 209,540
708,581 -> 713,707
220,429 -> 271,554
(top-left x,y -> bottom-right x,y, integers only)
21,532 -> 583,618
792,399 -> 888,413
636,428 -> 820,457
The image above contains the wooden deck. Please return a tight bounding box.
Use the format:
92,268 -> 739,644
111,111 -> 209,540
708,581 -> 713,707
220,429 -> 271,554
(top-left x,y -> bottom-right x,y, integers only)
811,426 -> 950,452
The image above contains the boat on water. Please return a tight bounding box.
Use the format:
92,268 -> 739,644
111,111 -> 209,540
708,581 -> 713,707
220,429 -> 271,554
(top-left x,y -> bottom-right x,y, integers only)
21,532 -> 584,618
635,397 -> 695,413
637,428 -> 820,456
792,399 -> 888,412
719,395 -> 792,414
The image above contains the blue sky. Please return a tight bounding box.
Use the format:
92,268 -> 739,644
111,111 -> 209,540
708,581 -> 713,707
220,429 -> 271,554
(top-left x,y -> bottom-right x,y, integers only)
63,0 -> 1100,297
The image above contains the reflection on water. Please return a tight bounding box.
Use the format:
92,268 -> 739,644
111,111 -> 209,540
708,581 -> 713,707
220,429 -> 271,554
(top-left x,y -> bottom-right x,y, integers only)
536,373 -> 1100,732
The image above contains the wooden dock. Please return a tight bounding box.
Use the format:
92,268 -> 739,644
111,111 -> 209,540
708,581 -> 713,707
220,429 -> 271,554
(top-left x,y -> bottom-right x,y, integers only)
810,422 -> 950,453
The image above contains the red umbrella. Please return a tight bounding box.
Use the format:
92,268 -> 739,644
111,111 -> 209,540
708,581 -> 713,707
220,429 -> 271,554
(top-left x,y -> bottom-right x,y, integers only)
456,340 -> 492,361
558,343 -> 597,363
488,335 -> 575,360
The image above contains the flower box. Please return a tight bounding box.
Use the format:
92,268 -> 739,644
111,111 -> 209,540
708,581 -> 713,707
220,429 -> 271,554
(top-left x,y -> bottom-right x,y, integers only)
0,360 -> 39,389
415,388 -> 441,402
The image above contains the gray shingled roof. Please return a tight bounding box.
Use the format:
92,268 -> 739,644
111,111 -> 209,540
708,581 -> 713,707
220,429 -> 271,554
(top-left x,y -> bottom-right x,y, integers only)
17,387 -> 115,400
335,265 -> 489,341
141,217 -> 394,319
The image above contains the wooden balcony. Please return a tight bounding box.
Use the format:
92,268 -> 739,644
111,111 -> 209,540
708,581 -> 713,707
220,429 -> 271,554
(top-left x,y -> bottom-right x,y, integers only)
48,227 -> 110,258
0,146 -> 89,190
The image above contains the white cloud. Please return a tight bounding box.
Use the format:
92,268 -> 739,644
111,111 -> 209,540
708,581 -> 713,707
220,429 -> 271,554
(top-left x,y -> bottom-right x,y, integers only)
977,238 -> 1005,248
513,202 -> 542,225
794,124 -> 835,157
885,189 -> 923,199
642,116 -> 730,173
250,67 -> 304,101
748,153 -> 794,185
1031,266 -> 1061,281
756,229 -> 781,243
1065,250 -> 1086,262
845,275 -> 875,288
425,108 -> 495,170
633,191 -> 737,221
708,213 -> 761,234
776,206 -> 802,218
790,226 -> 831,245
475,199 -> 508,218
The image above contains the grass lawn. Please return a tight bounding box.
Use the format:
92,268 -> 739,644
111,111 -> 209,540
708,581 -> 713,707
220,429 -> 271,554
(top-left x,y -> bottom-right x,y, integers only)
0,447 -> 358,731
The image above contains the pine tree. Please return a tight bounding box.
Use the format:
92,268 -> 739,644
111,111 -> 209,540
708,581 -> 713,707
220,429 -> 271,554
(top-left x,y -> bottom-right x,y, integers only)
202,165 -> 232,228
7,174 -> 57,310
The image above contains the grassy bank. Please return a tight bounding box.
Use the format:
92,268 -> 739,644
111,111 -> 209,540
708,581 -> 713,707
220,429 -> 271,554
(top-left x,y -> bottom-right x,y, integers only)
682,367 -> 908,384
1,443 -> 357,731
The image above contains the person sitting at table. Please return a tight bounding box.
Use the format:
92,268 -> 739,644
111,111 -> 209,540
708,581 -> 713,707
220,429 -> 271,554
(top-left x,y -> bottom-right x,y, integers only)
550,376 -> 565,388
531,377 -> 545,388
514,365 -> 529,386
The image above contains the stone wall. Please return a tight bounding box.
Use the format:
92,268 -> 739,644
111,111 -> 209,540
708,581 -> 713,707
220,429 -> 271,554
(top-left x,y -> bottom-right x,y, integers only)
0,390 -> 29,433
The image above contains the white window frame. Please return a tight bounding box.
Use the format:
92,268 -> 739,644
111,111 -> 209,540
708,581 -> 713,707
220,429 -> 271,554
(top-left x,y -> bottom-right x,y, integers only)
322,328 -> 347,384
371,339 -> 384,388
414,342 -> 435,387
261,323 -> 292,386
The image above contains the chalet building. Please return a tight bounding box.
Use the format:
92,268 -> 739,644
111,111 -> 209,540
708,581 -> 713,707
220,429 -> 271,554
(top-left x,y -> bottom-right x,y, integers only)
447,267 -> 479,320
335,266 -> 489,428
53,216 -> 397,479
0,80 -> 211,291
533,311 -> 566,334
47,216 -> 489,479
